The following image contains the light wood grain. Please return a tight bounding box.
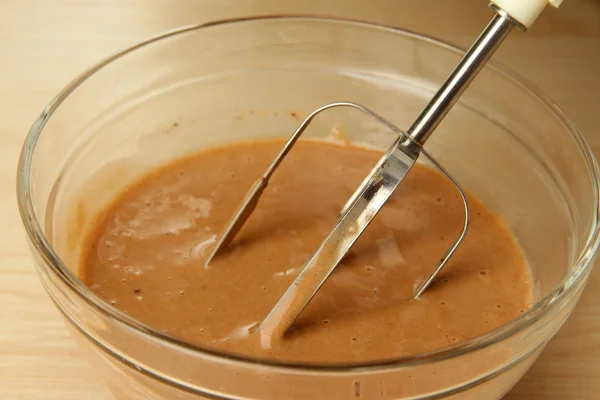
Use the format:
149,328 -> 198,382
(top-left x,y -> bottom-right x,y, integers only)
1,1 -> 599,399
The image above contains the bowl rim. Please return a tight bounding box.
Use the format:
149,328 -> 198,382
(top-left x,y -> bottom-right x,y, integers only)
16,15 -> 600,372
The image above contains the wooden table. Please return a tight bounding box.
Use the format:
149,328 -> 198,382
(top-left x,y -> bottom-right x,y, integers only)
1,1 -> 599,399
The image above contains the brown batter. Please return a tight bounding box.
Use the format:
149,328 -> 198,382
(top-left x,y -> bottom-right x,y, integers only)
82,140 -> 531,363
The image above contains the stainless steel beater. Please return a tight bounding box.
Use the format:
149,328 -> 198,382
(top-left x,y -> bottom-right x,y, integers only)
205,0 -> 564,342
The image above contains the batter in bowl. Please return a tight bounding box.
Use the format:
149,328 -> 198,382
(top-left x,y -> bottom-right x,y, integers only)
81,140 -> 531,363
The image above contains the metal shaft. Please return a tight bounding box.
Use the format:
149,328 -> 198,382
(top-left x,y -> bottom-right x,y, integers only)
404,9 -> 517,150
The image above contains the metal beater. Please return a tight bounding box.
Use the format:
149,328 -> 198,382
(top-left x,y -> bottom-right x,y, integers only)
205,1 -> 563,343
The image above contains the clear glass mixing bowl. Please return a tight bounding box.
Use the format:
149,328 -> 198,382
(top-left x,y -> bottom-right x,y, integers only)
17,17 -> 600,400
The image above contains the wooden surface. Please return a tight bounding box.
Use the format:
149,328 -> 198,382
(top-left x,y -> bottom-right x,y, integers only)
1,1 -> 599,399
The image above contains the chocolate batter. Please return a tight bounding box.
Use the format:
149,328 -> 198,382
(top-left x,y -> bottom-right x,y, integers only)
82,140 -> 531,363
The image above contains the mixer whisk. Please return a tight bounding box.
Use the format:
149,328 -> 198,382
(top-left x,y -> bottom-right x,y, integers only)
205,0 -> 563,343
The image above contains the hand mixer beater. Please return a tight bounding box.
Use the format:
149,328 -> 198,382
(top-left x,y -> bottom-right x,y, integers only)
206,0 -> 564,347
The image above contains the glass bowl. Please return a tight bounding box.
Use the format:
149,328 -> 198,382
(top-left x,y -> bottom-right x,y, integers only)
17,16 -> 600,400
